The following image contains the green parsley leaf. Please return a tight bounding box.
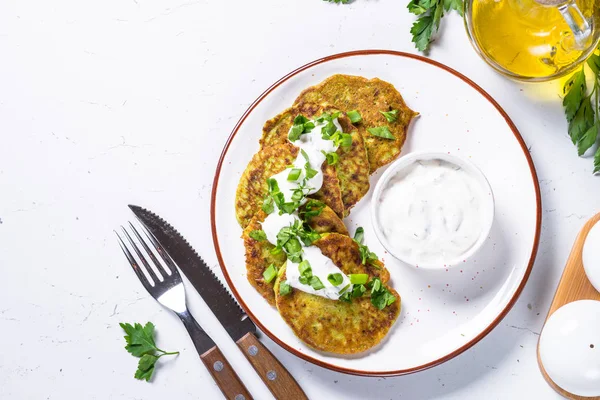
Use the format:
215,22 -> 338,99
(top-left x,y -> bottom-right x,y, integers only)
588,54 -> 600,75
371,288 -> 397,310
263,264 -> 278,283
120,322 -> 178,382
309,276 -> 325,290
368,126 -> 396,140
408,0 -> 435,15
262,197 -> 274,214
380,109 -> 399,123
287,168 -> 302,181
410,14 -> 436,52
279,280 -> 292,295
352,227 -> 380,265
351,284 -> 366,298
249,230 -> 267,241
327,273 -> 344,286
443,0 -> 463,16
349,273 -> 369,285
578,122 -> 599,156
563,68 -> 587,124
135,354 -> 158,381
595,146 -> 600,174
120,322 -> 158,357
305,163 -> 318,179
347,110 -> 362,124
569,95 -> 595,145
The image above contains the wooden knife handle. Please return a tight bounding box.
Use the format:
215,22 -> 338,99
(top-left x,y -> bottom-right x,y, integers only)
200,346 -> 254,400
236,332 -> 308,400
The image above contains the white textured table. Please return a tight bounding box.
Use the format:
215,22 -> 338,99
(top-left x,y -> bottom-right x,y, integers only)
1,1 -> 597,398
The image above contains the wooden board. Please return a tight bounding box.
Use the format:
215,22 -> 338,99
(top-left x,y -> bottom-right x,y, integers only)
537,212 -> 600,400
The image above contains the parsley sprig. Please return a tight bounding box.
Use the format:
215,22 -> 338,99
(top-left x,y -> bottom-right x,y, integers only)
562,48 -> 600,174
408,0 -> 464,52
120,322 -> 179,382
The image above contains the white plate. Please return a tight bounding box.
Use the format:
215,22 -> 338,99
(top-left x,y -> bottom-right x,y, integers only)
211,50 -> 541,376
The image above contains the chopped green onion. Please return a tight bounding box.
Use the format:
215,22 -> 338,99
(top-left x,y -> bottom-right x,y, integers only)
287,168 -> 302,181
347,110 -> 362,124
327,273 -> 344,286
368,126 -> 396,140
298,260 -> 312,277
279,280 -> 292,296
249,230 -> 267,241
353,227 -> 365,244
309,276 -> 325,290
370,277 -> 382,293
263,264 -> 278,283
349,274 -> 369,285
379,109 -> 399,123
324,151 -> 339,165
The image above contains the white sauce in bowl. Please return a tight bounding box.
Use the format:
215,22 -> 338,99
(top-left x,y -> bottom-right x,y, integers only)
376,158 -> 491,266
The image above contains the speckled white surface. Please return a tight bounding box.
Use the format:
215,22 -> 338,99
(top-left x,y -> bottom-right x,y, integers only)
0,1 -> 598,399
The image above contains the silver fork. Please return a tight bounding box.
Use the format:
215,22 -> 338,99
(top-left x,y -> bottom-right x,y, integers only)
116,222 -> 253,400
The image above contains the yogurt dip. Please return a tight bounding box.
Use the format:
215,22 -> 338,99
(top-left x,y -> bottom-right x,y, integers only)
372,152 -> 494,268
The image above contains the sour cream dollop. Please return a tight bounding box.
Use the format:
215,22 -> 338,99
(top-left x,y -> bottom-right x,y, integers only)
260,115 -> 350,299
375,157 -> 493,266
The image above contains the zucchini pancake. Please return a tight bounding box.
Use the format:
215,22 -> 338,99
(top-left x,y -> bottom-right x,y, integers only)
235,74 -> 415,355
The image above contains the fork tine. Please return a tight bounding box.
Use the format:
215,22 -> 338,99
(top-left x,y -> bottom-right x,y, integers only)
138,222 -> 179,276
121,225 -> 162,284
115,231 -> 154,292
128,221 -> 172,277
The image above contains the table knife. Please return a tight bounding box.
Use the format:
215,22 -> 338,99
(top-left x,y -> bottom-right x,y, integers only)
129,205 -> 308,400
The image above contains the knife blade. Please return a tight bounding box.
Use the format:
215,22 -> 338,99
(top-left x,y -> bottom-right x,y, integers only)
129,205 -> 308,400
129,204 -> 255,341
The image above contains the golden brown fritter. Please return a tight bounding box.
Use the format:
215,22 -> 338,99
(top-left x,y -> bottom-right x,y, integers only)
235,143 -> 344,228
243,210 -> 349,306
336,130 -> 370,215
294,74 -> 418,172
260,102 -> 370,216
274,233 -> 399,354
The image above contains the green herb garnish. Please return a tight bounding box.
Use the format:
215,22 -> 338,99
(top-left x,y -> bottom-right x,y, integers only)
300,200 -> 326,219
324,151 -> 339,165
327,273 -> 344,286
249,230 -> 267,241
309,276 -> 325,290
263,264 -> 278,283
353,227 -> 380,266
287,168 -> 302,181
380,109 -> 399,123
562,60 -> 600,173
408,0 -> 463,52
279,280 -> 292,296
120,322 -> 179,382
347,110 -> 362,124
289,115 -> 315,141
367,278 -> 397,310
368,126 -> 396,140
349,273 -> 369,285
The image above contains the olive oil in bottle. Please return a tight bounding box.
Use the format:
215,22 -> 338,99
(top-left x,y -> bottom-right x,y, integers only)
470,0 -> 597,79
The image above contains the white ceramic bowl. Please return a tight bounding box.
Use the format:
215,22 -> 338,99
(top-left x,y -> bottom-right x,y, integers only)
539,300 -> 600,397
371,151 -> 495,269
